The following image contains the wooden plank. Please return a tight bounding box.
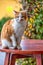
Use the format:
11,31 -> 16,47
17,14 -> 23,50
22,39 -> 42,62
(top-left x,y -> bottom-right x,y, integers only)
21,39 -> 43,44
0,39 -> 43,54
11,54 -> 33,59
10,54 -> 17,65
34,54 -> 42,65
0,47 -> 43,54
20,39 -> 43,50
4,53 -> 10,65
0,40 -> 43,54
0,49 -> 43,54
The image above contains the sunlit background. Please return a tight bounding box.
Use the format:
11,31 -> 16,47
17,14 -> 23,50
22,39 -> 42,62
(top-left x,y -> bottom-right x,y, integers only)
0,0 -> 22,33
0,0 -> 22,19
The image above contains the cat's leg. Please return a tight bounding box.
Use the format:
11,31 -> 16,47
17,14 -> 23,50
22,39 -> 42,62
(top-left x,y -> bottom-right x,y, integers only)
17,45 -> 22,50
1,39 -> 12,49
17,37 -> 22,50
10,34 -> 17,49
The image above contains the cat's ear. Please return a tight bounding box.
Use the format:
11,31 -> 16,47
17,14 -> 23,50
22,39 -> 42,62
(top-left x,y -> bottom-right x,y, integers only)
13,10 -> 19,14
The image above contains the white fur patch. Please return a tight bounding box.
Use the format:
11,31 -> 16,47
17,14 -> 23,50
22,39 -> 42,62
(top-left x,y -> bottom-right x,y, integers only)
1,39 -> 12,48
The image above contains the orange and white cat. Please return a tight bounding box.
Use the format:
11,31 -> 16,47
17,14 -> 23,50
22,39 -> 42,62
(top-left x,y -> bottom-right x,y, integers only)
1,10 -> 27,49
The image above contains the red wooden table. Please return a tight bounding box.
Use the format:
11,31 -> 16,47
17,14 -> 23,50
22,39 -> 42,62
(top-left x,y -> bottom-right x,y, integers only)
0,39 -> 43,65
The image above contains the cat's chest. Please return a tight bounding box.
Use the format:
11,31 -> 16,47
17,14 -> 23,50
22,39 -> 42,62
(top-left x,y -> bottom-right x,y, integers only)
14,24 -> 24,37
12,20 -> 25,37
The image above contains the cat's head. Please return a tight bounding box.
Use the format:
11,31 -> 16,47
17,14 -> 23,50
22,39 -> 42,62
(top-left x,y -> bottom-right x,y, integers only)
13,10 -> 28,22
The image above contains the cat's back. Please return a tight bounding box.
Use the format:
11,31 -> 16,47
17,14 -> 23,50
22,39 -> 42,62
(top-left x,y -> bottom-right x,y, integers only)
1,20 -> 13,39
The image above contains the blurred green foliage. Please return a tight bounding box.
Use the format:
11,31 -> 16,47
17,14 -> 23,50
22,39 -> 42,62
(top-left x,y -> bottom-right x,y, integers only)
0,17 -> 13,32
16,58 -> 36,65
22,0 -> 43,39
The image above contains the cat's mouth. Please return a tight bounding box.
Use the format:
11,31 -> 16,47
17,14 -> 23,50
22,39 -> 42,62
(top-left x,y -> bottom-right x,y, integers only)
20,18 -> 24,21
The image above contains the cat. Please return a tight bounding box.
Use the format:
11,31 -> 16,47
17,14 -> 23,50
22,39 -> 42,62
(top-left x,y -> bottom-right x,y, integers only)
1,10 -> 27,49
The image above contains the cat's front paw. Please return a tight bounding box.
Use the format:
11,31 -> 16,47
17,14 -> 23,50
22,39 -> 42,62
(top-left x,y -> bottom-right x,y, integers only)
9,46 -> 18,49
2,45 -> 9,49
17,46 -> 22,50
14,46 -> 18,49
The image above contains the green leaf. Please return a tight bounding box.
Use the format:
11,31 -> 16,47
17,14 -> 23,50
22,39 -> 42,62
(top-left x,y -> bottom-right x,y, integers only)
36,34 -> 41,39
0,17 -> 13,32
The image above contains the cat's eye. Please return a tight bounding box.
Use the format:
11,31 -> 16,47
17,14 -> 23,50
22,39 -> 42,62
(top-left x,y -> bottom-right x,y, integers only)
22,15 -> 24,18
22,16 -> 24,17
